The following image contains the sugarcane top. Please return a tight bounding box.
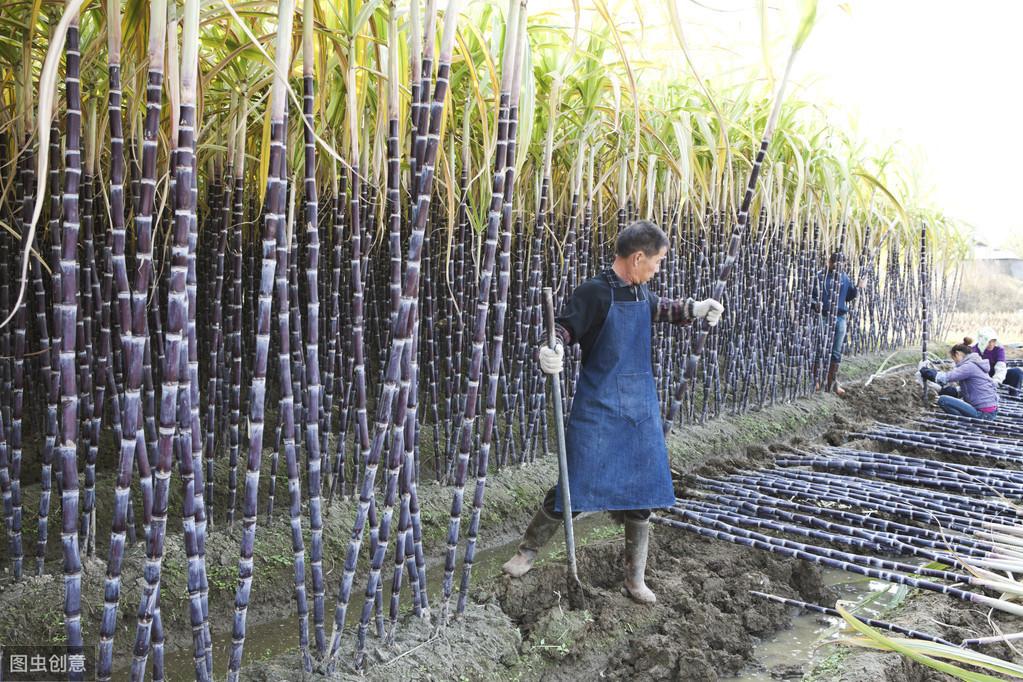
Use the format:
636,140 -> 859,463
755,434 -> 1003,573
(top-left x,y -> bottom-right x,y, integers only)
554,223 -> 697,364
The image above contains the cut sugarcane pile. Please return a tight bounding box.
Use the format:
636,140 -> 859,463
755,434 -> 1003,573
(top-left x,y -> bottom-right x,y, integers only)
654,399 -> 1023,647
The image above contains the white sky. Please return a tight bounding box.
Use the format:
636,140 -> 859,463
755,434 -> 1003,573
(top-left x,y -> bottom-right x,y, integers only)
537,0 -> 1023,249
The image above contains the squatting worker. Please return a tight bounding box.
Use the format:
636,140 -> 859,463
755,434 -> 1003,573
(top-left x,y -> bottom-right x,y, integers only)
501,220 -> 724,604
920,343 -> 999,420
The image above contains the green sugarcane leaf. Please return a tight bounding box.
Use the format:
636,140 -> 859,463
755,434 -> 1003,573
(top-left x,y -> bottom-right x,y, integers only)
901,641 -> 1023,677
515,35 -> 535,175
836,606 -> 1005,682
257,98 -> 272,207
843,638 -> 1023,679
351,0 -> 383,38
792,0 -> 818,53
853,169 -> 908,234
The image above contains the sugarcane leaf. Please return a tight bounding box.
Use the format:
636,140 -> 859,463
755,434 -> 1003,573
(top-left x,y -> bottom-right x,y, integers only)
1,0 -> 89,329
899,642 -> 1023,677
351,0 -> 383,37
757,0 -> 773,88
792,0 -> 818,53
853,169 -> 909,233
257,98 -> 272,207
514,33 -> 535,175
836,606 -> 1006,682
842,636 -> 1023,679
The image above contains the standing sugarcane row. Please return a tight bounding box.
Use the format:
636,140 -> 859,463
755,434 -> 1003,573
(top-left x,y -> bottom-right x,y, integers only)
0,0 -> 967,679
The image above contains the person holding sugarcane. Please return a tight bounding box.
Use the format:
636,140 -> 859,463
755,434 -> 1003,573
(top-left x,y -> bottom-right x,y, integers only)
501,220 -> 724,604
815,252 -> 863,397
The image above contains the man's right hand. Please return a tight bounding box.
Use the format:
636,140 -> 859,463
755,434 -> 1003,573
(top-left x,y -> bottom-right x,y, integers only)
693,298 -> 725,326
539,344 -> 564,375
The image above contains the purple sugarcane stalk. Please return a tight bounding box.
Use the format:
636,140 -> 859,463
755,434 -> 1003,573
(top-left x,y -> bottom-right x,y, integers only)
136,0 -> 210,677
272,136 -> 313,672
664,54 -> 801,433
386,0 -> 418,631
36,125 -> 61,576
78,116 -> 98,557
227,1 -> 294,676
325,57 -> 375,660
749,591 -> 957,647
651,514 -> 1023,618
301,0 -> 327,654
330,2 -> 462,664
920,222 -> 928,405
227,101 -> 246,526
441,0 -> 520,614
95,19 -> 137,658
8,139 -> 33,580
184,98 -> 214,678
457,1 -> 527,613
57,13 -> 86,677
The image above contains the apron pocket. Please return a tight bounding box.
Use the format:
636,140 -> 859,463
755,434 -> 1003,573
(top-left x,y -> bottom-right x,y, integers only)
617,373 -> 654,425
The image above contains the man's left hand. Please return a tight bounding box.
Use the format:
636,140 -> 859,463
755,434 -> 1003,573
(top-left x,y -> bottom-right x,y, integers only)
694,298 -> 725,327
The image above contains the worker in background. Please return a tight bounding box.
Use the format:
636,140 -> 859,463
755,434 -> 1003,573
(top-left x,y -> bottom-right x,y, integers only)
816,252 -> 864,397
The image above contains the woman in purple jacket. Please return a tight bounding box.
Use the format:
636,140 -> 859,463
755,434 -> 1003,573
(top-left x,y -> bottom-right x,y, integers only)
919,343 -> 1000,419
973,328 -> 1023,396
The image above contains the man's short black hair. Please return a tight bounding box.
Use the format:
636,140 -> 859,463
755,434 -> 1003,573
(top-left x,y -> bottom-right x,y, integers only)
616,220 -> 669,258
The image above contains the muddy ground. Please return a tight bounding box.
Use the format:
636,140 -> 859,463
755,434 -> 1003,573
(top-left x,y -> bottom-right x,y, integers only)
3,348 -> 1004,681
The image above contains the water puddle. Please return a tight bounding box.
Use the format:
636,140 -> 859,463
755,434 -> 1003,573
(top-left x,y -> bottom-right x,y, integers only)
724,570 -> 909,681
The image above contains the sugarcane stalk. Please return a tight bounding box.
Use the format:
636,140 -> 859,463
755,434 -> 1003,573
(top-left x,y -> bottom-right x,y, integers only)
56,5 -> 86,674
652,514 -> 1023,618
8,135 -> 33,581
749,591 -> 957,647
227,0 -> 294,676
920,221 -> 928,405
332,1 -> 462,664
441,0 -> 520,614
457,1 -> 528,613
302,0 -> 327,656
664,13 -> 812,432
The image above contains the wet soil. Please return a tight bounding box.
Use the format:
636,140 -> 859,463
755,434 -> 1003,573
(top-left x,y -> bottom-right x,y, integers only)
489,523 -> 835,681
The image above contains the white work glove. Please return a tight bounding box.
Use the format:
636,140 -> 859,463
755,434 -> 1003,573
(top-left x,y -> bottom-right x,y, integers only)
693,298 -> 725,327
538,343 -> 564,375
992,361 -> 1008,385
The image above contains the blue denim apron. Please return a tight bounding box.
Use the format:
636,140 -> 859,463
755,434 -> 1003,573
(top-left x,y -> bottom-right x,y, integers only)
554,284 -> 676,512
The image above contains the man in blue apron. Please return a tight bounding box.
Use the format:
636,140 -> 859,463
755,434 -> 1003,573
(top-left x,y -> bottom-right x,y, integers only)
502,221 -> 724,604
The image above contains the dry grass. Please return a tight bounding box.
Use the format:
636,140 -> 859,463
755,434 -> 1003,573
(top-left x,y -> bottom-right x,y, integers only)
943,269 -> 1023,345
945,311 -> 1023,346
955,270 -> 1023,313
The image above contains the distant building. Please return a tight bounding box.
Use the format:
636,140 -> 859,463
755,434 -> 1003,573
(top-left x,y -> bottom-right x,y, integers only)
971,242 -> 1023,280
